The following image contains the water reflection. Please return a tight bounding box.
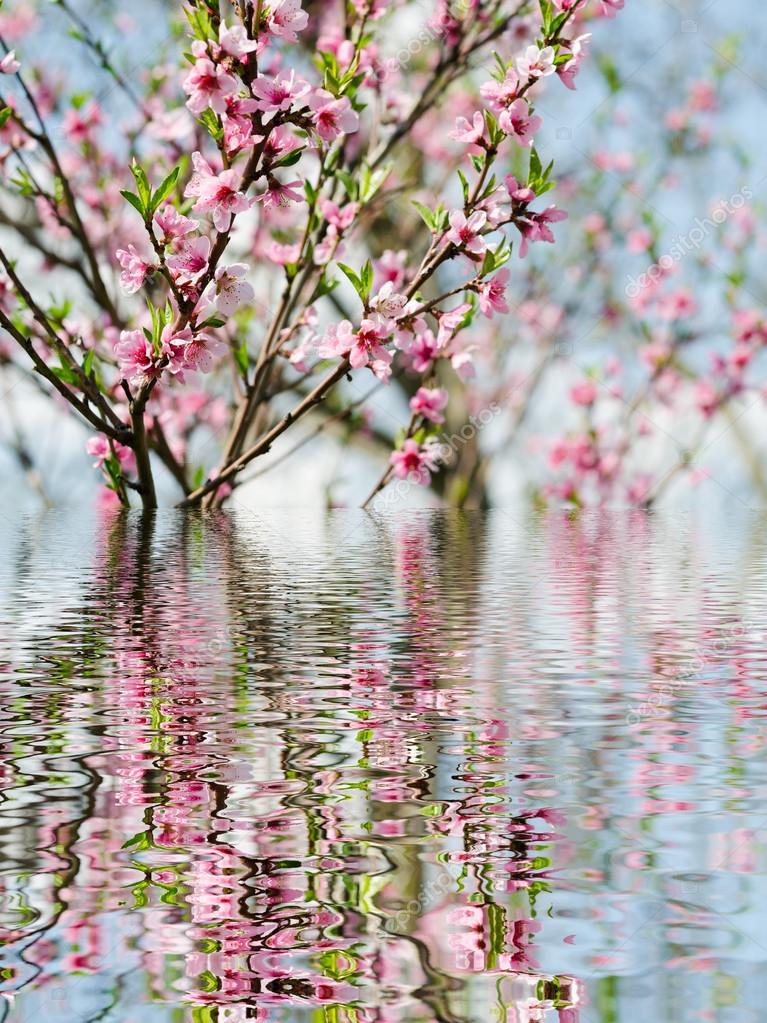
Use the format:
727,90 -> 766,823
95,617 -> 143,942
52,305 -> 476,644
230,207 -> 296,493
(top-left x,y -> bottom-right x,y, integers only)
0,509 -> 766,1022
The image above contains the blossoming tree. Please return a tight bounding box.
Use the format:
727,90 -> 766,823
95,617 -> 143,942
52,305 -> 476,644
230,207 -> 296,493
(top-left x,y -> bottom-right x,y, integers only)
0,0 -> 623,509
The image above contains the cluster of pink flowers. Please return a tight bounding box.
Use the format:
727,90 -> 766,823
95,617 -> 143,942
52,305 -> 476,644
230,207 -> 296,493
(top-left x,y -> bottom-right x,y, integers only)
0,0 -> 631,510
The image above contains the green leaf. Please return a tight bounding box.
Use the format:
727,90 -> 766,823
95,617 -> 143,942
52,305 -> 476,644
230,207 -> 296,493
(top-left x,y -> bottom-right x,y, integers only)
360,161 -> 392,203
539,0 -> 553,34
313,274 -> 339,300
234,341 -> 249,376
197,971 -> 220,994
150,166 -> 180,213
130,161 -> 151,208
337,262 -> 364,300
272,147 -> 305,169
457,169 -> 470,205
412,201 -> 436,232
49,364 -> 79,386
361,259 -> 373,299
336,169 -> 358,201
120,189 -> 145,218
121,830 -> 153,851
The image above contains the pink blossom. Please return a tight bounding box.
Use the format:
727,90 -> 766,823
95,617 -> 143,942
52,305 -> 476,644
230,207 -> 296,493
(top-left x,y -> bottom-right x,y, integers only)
375,249 -> 407,290
160,325 -> 193,376
251,70 -> 310,114
257,177 -> 303,210
223,115 -> 259,155
182,331 -> 227,374
218,20 -> 261,59
153,204 -> 196,244
86,435 -> 110,468
183,58 -> 237,115
185,152 -> 252,232
570,380 -> 599,406
558,34 -> 591,91
657,288 -> 697,321
498,99 -> 541,146
320,198 -> 359,229
505,175 -> 537,205
516,45 -> 556,80
436,303 -> 471,347
449,112 -> 485,145
87,435 -> 134,471
309,90 -> 359,142
408,331 -> 438,373
734,309 -> 767,345
480,69 -> 520,112
0,50 -> 20,74
478,269 -> 510,318
390,439 -> 439,485
410,387 -> 449,423
115,245 -> 152,294
260,124 -> 301,163
266,240 -> 301,265
268,0 -> 309,42
63,101 -> 102,143
695,380 -> 720,418
166,236 -> 211,286
320,318 -> 392,379
114,329 -> 157,385
208,263 -> 255,316
450,348 -> 476,380
446,210 -> 487,255
517,205 -> 568,257
599,0 -> 625,17
370,281 -> 407,320
627,227 -> 652,253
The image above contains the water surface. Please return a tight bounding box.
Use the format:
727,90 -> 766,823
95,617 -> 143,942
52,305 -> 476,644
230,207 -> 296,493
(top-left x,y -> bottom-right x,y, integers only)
1,509 -> 766,1022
